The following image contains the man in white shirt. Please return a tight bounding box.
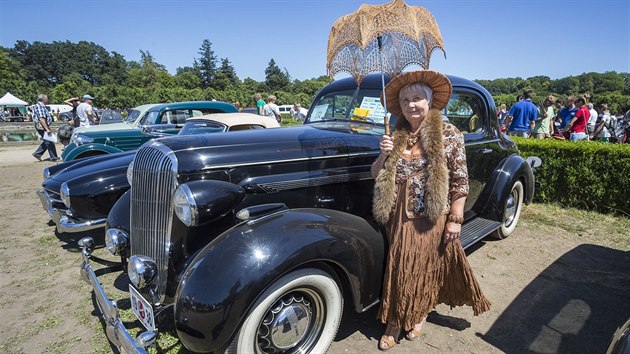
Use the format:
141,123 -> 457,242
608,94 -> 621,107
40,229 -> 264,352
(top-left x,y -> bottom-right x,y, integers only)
290,103 -> 309,122
586,103 -> 598,135
77,94 -> 97,127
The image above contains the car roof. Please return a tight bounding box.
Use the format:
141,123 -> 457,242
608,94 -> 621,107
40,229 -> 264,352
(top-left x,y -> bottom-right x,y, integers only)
187,112 -> 281,128
145,101 -> 237,112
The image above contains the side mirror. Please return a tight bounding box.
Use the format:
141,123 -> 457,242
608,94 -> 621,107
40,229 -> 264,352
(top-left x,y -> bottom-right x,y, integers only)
526,156 -> 542,168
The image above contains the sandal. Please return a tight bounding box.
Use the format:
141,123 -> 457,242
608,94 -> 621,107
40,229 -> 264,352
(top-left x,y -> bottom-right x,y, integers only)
378,335 -> 397,351
405,317 -> 427,341
378,324 -> 401,351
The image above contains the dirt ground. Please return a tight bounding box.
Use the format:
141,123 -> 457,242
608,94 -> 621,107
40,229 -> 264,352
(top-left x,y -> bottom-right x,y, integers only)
0,142 -> 629,354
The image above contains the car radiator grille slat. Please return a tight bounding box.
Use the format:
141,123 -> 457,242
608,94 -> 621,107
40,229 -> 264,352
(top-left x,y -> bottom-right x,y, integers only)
130,145 -> 177,301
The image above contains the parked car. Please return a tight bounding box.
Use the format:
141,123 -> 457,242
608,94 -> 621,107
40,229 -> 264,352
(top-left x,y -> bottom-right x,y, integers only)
77,73 -> 539,353
36,113 -> 279,234
60,101 -> 238,161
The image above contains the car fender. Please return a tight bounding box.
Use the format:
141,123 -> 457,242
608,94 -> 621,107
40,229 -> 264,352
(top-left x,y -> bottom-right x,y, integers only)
106,189 -> 131,232
173,208 -> 385,353
474,153 -> 535,221
66,166 -> 130,220
63,143 -> 123,161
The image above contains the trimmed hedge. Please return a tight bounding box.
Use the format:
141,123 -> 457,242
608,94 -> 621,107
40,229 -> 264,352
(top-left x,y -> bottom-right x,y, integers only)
512,137 -> 630,215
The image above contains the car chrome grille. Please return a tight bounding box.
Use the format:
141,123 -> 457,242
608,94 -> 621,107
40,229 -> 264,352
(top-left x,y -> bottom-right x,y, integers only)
130,144 -> 177,301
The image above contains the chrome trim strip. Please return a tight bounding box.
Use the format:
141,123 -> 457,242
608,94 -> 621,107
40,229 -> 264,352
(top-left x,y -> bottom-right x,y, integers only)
256,171 -> 373,192
57,215 -> 107,233
465,138 -> 500,147
80,256 -> 150,354
201,151 -> 378,171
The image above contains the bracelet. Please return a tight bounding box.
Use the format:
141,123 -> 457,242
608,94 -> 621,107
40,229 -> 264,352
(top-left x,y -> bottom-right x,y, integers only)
447,214 -> 464,224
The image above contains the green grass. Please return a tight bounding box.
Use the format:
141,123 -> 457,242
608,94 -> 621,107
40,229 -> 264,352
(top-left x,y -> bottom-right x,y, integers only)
520,203 -> 630,250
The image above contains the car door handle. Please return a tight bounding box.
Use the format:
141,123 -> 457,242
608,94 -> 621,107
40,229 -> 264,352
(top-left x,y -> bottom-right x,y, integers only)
317,197 -> 335,203
478,148 -> 493,154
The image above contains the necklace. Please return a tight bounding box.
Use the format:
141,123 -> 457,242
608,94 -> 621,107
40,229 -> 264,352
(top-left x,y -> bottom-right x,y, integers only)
406,134 -> 418,149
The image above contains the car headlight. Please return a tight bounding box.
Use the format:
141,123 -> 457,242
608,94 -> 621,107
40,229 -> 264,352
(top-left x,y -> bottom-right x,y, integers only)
71,134 -> 94,146
60,182 -> 71,208
105,228 -> 128,256
126,159 -> 134,184
43,167 -> 51,180
128,255 -> 158,289
173,185 -> 197,227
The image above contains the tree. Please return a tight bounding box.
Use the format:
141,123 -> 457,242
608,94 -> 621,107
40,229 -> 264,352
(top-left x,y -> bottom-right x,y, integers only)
218,58 -> 239,86
265,58 -> 291,91
197,39 -> 217,88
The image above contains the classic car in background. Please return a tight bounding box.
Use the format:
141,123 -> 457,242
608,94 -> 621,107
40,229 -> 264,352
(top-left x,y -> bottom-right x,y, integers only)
60,101 -> 238,161
36,113 -> 279,234
77,74 -> 539,353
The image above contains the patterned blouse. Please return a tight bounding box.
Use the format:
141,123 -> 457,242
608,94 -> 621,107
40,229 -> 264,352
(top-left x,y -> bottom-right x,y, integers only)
394,123 -> 469,218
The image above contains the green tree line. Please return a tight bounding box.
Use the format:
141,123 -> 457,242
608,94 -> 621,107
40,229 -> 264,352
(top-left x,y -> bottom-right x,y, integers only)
476,72 -> 630,114
0,39 -> 329,110
1,40 -> 629,114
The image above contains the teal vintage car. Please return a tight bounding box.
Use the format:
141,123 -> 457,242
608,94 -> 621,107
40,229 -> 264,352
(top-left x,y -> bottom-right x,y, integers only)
61,101 -> 237,161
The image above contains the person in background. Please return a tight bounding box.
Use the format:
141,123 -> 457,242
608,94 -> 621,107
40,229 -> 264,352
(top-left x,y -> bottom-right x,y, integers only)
505,89 -> 538,137
263,95 -> 282,123
31,94 -> 58,162
586,103 -> 598,136
290,102 -> 308,122
64,96 -> 81,127
562,96 -> 589,141
497,103 -> 508,129
253,93 -> 265,115
556,97 -> 577,139
531,95 -> 555,139
591,104 -> 614,142
232,101 -> 242,112
77,94 -> 97,127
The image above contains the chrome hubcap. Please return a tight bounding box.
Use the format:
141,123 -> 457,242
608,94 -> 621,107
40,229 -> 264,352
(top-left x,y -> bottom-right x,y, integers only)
504,192 -> 517,227
257,290 -> 323,353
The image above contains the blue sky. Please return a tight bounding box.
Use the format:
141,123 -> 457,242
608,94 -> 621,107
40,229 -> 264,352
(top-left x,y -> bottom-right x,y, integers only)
1,0 -> 628,82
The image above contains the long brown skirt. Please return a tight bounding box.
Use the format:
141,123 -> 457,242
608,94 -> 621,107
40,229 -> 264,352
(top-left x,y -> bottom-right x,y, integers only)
377,193 -> 491,331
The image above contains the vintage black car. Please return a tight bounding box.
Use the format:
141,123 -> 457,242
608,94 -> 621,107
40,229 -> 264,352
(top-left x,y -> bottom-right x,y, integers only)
77,74 -> 539,353
36,113 -> 280,234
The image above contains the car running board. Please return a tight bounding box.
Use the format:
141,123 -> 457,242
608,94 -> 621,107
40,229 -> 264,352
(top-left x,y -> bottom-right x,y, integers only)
461,217 -> 502,249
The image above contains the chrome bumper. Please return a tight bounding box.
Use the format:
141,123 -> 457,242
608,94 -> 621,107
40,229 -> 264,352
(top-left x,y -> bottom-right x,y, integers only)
58,214 -> 107,233
36,188 -> 64,225
36,189 -> 106,233
79,238 -> 156,353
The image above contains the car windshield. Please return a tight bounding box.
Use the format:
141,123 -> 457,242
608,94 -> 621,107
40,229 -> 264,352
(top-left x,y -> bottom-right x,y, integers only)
307,88 -> 388,125
138,111 -> 160,126
179,120 -> 226,135
125,110 -> 141,123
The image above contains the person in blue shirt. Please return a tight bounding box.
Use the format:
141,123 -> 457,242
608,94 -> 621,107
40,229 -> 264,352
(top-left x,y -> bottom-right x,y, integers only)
557,97 -> 577,129
505,90 -> 538,138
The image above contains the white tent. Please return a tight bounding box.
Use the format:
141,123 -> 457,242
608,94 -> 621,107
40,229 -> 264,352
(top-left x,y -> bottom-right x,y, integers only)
0,92 -> 28,106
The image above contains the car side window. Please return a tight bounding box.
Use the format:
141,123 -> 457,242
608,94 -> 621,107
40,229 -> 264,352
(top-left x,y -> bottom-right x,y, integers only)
228,124 -> 265,131
444,92 -> 485,136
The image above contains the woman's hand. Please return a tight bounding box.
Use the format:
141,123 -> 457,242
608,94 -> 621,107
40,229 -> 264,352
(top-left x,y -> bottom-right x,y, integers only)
380,135 -> 394,156
443,221 -> 461,244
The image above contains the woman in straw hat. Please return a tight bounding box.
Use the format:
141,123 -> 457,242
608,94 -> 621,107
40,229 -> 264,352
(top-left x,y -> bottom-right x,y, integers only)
371,70 -> 490,351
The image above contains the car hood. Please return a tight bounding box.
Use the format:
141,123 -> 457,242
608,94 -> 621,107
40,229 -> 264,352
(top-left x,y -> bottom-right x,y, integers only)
43,151 -> 136,193
148,121 -> 383,175
73,121 -> 133,135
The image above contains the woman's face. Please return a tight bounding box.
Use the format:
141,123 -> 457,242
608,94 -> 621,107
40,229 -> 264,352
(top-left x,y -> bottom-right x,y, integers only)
399,84 -> 430,127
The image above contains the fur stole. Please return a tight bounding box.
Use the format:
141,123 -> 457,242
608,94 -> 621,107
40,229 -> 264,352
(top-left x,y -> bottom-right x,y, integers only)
372,109 -> 449,224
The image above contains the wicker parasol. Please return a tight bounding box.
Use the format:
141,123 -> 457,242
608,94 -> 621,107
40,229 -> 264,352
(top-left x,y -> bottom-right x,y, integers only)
326,0 -> 446,133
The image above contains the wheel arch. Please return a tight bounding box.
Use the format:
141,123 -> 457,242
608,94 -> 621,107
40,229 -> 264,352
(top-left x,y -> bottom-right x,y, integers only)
474,153 -> 535,222
63,143 -> 122,161
173,208 -> 385,353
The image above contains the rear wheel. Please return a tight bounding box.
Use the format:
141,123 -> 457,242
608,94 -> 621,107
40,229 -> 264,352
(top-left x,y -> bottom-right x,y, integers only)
493,180 -> 524,239
227,268 -> 343,354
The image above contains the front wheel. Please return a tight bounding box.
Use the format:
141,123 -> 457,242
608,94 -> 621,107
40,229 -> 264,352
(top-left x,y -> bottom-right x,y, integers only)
227,268 -> 343,354
493,180 -> 524,239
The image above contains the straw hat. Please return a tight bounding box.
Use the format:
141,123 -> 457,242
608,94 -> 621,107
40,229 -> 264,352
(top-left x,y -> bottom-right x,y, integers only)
381,70 -> 452,116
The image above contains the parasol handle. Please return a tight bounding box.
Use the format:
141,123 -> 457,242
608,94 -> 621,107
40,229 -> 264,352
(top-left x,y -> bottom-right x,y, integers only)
378,35 -> 390,136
